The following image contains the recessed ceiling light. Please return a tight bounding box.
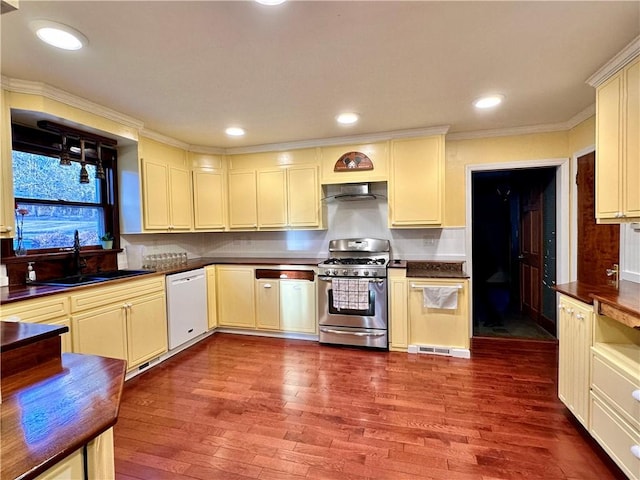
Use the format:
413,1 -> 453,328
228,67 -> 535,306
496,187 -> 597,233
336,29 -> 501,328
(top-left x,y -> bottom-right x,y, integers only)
336,112 -> 359,125
30,20 -> 87,51
473,95 -> 504,109
225,127 -> 246,137
255,0 -> 287,5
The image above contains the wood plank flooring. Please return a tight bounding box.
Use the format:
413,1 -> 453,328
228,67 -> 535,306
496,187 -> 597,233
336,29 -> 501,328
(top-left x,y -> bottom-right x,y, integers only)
114,334 -> 624,480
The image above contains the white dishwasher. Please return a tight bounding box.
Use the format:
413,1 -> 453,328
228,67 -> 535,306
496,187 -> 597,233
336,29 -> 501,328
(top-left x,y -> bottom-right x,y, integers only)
166,268 -> 208,350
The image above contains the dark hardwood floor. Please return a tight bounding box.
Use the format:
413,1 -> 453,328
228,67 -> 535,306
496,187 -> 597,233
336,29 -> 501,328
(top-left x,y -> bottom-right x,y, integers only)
114,334 -> 623,480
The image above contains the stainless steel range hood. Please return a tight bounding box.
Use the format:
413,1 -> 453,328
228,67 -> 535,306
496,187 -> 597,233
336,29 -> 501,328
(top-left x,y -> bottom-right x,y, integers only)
325,183 -> 382,201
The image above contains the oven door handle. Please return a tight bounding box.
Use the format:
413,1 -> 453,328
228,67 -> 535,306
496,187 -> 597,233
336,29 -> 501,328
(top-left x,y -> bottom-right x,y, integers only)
318,276 -> 385,284
320,328 -> 385,337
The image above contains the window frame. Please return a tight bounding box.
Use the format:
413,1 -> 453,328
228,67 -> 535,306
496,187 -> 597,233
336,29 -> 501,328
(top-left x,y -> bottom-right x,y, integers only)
11,123 -> 120,255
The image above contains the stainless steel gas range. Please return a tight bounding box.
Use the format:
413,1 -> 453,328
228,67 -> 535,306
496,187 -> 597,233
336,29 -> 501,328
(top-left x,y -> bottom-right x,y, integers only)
317,238 -> 389,349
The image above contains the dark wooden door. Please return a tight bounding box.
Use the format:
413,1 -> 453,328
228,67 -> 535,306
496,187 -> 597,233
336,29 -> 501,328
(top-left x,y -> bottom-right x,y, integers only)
577,152 -> 619,284
519,182 -> 542,322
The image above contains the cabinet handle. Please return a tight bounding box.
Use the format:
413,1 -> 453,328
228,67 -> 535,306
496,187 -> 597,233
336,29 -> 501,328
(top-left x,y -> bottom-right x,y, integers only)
632,390 -> 640,402
576,313 -> 585,320
566,308 -> 574,315
559,304 -> 565,311
631,445 -> 640,460
263,283 -> 272,288
0,226 -> 12,232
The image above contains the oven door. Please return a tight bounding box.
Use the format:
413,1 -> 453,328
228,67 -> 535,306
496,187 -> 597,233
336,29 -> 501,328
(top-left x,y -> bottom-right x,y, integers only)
317,276 -> 387,330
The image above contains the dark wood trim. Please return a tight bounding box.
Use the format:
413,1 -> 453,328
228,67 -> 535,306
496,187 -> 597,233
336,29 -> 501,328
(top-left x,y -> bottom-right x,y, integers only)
255,268 -> 315,281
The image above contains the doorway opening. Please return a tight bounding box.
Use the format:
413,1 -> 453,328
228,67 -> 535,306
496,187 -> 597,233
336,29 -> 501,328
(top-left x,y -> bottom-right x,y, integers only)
471,167 -> 557,340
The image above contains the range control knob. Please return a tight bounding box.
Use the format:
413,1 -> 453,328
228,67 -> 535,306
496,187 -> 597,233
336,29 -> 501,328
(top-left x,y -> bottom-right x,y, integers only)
353,270 -> 359,276
364,270 -> 370,276
342,269 -> 348,275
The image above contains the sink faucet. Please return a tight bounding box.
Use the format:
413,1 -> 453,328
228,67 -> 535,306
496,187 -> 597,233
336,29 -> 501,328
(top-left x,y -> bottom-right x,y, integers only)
606,263 -> 619,289
73,230 -> 87,275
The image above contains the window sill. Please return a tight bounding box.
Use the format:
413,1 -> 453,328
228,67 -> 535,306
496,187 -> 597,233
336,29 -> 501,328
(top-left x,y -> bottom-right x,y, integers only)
3,248 -> 123,264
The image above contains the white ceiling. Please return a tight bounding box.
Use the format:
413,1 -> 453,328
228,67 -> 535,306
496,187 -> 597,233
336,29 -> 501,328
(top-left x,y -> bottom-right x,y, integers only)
1,1 -> 639,150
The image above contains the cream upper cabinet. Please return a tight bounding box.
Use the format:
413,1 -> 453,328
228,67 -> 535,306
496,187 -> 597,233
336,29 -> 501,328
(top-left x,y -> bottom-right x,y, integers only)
389,135 -> 444,227
557,293 -> 593,429
319,142 -> 389,184
228,170 -> 258,230
216,266 -> 256,328
193,169 -> 226,230
595,57 -> 640,222
288,165 -> 321,228
256,165 -> 321,229
257,169 -> 288,228
139,136 -> 193,232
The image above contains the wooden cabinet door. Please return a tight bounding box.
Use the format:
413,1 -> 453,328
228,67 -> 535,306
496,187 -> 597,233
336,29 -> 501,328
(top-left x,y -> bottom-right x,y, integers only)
126,292 -> 168,368
257,169 -> 287,228
141,159 -> 170,230
72,303 -> 128,362
168,166 -> 193,230
389,136 -> 443,227
596,72 -> 623,219
193,170 -> 226,230
280,280 -> 316,334
623,59 -> 639,217
256,279 -> 280,330
288,166 -> 320,227
228,170 -> 257,229
216,266 -> 256,328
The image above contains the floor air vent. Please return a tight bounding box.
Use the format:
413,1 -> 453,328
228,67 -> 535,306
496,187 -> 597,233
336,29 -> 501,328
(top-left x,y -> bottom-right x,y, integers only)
407,344 -> 471,359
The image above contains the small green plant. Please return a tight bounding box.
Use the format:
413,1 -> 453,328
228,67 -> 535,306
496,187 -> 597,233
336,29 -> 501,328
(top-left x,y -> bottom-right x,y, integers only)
100,232 -> 114,241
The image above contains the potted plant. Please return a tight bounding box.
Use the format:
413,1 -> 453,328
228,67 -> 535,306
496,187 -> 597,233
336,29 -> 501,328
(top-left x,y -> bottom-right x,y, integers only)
100,232 -> 114,250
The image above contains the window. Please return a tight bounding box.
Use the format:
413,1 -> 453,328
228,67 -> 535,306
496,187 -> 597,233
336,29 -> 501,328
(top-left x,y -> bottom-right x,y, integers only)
11,123 -> 118,253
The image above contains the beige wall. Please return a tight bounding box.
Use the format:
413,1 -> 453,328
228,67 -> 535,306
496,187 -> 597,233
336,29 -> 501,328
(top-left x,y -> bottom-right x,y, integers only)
444,131 -> 570,226
568,116 -> 595,155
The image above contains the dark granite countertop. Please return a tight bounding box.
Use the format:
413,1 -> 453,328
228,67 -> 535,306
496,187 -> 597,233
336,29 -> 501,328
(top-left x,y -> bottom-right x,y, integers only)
1,257 -> 323,305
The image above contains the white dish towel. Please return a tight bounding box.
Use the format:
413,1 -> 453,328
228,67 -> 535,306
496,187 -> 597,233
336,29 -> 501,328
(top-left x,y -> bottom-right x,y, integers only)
422,286 -> 459,309
332,278 -> 370,310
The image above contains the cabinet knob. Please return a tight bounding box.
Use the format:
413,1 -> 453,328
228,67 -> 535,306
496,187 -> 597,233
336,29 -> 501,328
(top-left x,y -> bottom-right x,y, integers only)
559,304 -> 565,311
576,313 -> 585,320
631,445 -> 640,460
566,308 -> 574,315
632,390 -> 640,402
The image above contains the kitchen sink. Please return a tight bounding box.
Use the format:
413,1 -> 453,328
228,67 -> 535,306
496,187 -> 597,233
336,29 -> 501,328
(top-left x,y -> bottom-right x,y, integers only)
32,269 -> 154,287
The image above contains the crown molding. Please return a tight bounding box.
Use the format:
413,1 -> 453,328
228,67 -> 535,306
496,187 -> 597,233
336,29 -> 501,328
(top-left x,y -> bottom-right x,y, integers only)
139,128 -> 190,150
586,35 -> 640,87
447,104 -> 595,142
188,145 -> 226,155
224,125 -> 450,155
1,76 -> 144,130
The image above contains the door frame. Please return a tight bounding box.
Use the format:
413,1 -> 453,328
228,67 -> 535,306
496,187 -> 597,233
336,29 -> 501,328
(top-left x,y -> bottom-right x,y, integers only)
465,158 -> 570,336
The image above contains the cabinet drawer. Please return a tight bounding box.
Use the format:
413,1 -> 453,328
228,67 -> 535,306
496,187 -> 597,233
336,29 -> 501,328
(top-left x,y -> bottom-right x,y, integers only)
70,276 -> 165,313
592,352 -> 640,430
590,392 -> 640,480
1,295 -> 69,323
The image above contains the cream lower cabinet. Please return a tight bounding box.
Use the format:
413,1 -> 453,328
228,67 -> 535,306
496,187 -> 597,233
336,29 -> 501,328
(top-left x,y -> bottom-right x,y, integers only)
590,313 -> 640,479
408,278 -> 469,350
557,294 -> 593,428
595,56 -> 640,222
34,448 -> 84,480
206,265 -> 218,329
256,279 -> 280,330
389,135 -> 444,227
280,280 -> 316,334
217,266 -> 256,328
1,294 -> 73,353
388,268 -> 408,351
71,276 -> 168,370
